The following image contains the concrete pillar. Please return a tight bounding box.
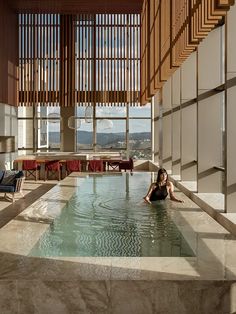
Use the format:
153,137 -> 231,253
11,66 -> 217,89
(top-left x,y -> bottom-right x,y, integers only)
61,107 -> 76,152
198,27 -> 223,193
151,96 -> 155,162
0,103 -> 18,169
162,78 -> 172,172
226,4 -> 236,212
153,91 -> 160,164
171,68 -> 181,177
181,52 -> 197,182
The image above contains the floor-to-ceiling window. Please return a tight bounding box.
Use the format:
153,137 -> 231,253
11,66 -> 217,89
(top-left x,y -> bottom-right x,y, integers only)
17,13 -> 151,159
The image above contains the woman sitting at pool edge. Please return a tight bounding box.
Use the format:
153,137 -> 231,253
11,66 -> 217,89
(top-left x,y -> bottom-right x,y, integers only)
143,168 -> 184,204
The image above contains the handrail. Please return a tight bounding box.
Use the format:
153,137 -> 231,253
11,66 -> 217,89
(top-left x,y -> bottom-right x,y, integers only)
213,166 -> 225,172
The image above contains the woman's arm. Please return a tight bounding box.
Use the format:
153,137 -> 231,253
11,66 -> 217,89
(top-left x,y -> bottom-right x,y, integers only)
143,182 -> 156,204
167,182 -> 184,203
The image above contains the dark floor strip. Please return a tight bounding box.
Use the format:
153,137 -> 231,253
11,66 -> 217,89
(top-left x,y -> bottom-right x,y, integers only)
0,183 -> 56,229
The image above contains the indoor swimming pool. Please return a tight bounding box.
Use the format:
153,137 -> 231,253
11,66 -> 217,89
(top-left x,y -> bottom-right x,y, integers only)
30,173 -> 195,257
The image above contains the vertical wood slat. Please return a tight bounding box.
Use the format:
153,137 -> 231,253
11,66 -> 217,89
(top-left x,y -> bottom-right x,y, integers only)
108,14 -> 109,104
93,14 -> 96,107
104,14 -> 107,104
98,15 -> 100,104
111,15 -> 113,105
65,15 -> 68,107
101,15 -> 104,104
26,14 -> 31,106
130,14 -> 132,104
82,14 -> 84,105
52,14 -> 54,105
32,15 -> 38,104
46,14 -> 49,104
136,14 -> 139,105
25,14 -> 27,105
118,15 -> 121,101
21,14 -> 23,105
114,15 -> 117,104
122,15 -> 124,103
76,15 -> 79,103
88,15 -> 90,106
26,13 -> 28,106
43,14 -> 45,105
49,14 -> 51,105
40,14 -> 42,104
126,15 -> 129,148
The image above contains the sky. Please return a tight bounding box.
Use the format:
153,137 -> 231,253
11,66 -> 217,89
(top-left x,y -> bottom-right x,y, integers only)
51,104 -> 151,133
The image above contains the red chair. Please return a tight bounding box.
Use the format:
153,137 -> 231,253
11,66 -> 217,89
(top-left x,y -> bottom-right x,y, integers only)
66,160 -> 81,175
107,161 -> 120,171
119,158 -> 134,172
88,160 -> 103,172
45,160 -> 61,181
22,160 -> 39,181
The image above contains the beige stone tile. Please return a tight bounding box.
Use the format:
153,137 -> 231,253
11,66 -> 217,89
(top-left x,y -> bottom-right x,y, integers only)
17,280 -> 111,314
197,193 -> 224,211
0,281 -> 18,314
225,236 -> 236,271
50,257 -> 112,280
0,220 -> 49,255
110,281 -> 154,314
152,281 -> 234,314
139,257 -> 199,280
111,257 -> 143,279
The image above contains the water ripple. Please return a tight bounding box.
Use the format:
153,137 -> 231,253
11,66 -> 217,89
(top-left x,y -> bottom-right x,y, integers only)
29,173 -> 195,257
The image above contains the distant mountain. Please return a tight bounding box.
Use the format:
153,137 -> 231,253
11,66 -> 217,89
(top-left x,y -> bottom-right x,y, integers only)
49,131 -> 151,146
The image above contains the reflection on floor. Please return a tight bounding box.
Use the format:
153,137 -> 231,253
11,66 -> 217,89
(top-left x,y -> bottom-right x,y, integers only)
0,181 -> 56,228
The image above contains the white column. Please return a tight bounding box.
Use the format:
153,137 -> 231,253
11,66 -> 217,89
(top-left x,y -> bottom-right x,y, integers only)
181,52 -> 197,182
226,4 -> 236,212
162,78 -> 172,173
153,91 -> 160,165
171,68 -> 181,177
198,27 -> 223,193
61,107 -> 76,152
0,103 -> 18,169
151,96 -> 154,162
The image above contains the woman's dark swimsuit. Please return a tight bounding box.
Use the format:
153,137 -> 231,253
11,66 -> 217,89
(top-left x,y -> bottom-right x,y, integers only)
150,184 -> 168,201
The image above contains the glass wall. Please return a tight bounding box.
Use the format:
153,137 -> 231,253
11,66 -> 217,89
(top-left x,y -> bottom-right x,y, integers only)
18,106 -> 61,152
129,104 -> 151,159
18,103 -> 151,159
75,103 -> 151,159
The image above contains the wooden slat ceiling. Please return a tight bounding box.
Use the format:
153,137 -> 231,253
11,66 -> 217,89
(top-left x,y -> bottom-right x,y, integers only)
9,0 -> 143,14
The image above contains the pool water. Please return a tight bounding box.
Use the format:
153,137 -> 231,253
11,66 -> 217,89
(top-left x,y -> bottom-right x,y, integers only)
30,173 -> 195,257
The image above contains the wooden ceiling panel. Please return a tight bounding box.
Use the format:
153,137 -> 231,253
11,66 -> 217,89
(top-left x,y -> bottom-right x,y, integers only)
9,0 -> 143,14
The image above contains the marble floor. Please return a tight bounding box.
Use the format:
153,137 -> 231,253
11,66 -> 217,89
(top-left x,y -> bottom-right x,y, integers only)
0,173 -> 236,313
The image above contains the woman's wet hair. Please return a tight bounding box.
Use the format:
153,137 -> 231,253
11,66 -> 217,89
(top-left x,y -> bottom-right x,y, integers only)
156,168 -> 168,183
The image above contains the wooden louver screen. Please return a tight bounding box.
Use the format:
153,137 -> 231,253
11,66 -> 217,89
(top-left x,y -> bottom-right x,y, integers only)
18,13 -> 140,107
74,14 -> 140,106
140,0 -> 235,105
19,14 -> 60,106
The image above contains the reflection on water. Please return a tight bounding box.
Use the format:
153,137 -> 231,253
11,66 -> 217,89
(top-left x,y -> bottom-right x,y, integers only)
30,173 -> 195,257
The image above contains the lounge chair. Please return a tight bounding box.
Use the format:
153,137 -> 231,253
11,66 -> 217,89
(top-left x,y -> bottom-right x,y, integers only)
0,170 -> 25,202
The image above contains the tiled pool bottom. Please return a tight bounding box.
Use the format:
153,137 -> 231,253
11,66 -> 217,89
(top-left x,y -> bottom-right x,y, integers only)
29,173 -> 194,258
